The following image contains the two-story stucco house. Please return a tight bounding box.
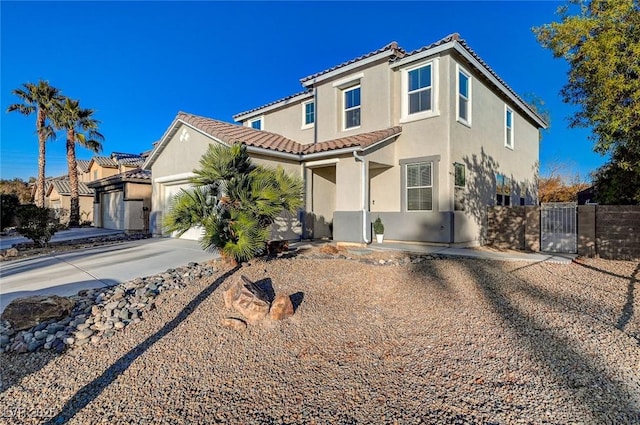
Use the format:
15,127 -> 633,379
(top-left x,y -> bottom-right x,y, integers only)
144,34 -> 547,246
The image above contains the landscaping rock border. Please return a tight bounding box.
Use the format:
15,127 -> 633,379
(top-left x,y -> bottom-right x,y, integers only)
0,261 -> 219,354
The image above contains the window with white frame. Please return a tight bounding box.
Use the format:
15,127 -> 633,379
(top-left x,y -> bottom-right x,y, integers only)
457,67 -> 471,125
505,107 -> 513,148
408,64 -> 432,114
302,100 -> 315,128
454,163 -> 466,211
496,173 -> 511,206
343,85 -> 361,129
249,117 -> 263,130
406,162 -> 433,211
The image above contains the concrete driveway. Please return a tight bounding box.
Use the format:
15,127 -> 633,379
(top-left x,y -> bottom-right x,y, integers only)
0,238 -> 220,313
0,227 -> 126,250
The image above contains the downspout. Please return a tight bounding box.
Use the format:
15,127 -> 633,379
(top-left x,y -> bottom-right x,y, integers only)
353,151 -> 370,244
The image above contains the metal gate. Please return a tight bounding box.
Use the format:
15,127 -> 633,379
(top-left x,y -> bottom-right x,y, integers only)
541,202 -> 577,253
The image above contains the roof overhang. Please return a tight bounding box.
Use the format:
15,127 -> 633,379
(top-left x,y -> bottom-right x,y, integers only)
233,91 -> 314,122
301,49 -> 397,88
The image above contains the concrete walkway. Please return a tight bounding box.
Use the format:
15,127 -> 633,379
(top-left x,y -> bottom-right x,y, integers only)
0,238 -> 220,313
366,241 -> 576,264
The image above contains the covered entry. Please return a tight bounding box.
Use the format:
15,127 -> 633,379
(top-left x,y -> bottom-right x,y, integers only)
541,202 -> 577,253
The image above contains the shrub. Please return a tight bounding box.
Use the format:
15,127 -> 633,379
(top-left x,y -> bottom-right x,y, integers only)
373,217 -> 384,235
1,193 -> 20,231
15,204 -> 60,247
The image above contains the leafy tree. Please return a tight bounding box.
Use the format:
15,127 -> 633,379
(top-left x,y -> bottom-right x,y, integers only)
0,178 -> 33,203
51,98 -> 103,226
164,143 -> 303,263
7,81 -> 63,207
593,147 -> 640,204
534,0 -> 640,155
1,193 -> 21,230
534,0 -> 640,203
15,204 -> 59,247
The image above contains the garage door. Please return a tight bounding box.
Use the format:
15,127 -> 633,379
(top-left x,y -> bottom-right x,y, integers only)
164,183 -> 205,241
102,191 -> 124,230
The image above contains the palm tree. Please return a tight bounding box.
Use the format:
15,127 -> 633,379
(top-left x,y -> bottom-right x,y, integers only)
7,80 -> 63,207
164,143 -> 303,263
52,98 -> 104,226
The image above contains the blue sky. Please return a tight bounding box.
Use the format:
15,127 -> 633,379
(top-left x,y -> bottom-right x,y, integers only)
1,1 -> 603,182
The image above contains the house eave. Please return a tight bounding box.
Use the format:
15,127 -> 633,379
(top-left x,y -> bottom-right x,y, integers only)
233,91 -> 314,122
301,49 -> 397,88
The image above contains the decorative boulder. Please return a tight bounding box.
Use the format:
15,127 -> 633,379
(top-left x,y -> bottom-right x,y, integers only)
270,294 -> 294,320
224,276 -> 271,324
1,295 -> 76,331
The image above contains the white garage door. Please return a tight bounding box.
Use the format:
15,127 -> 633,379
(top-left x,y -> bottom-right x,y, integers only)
164,183 -> 205,241
102,191 -> 124,230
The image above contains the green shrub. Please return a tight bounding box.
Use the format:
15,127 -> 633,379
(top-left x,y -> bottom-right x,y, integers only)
1,193 -> 20,230
15,204 -> 60,247
373,217 -> 384,235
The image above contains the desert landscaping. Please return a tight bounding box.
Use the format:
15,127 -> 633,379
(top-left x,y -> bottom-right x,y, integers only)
0,245 -> 639,424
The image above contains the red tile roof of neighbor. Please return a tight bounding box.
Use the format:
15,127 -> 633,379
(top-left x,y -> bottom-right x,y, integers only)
176,112 -> 402,156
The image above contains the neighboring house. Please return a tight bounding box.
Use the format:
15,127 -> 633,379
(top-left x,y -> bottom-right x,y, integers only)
45,177 -> 94,224
144,33 -> 547,245
42,152 -> 147,227
87,168 -> 152,232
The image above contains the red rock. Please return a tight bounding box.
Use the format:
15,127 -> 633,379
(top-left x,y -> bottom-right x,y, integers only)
270,294 -> 294,320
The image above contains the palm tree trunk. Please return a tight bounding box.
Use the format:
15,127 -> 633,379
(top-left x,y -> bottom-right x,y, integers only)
36,109 -> 46,208
67,129 -> 80,227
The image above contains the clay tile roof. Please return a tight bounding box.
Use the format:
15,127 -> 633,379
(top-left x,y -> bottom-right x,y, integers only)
233,89 -> 312,120
92,156 -> 118,167
76,159 -> 91,173
303,126 -> 402,154
112,152 -> 145,166
87,168 -> 151,187
300,41 -> 406,84
50,178 -> 94,196
178,112 -> 305,154
393,33 -> 461,59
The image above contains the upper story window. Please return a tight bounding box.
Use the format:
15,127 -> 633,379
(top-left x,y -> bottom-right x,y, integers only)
505,107 -> 513,149
457,66 -> 471,125
406,161 -> 433,211
343,85 -> 361,129
302,100 -> 315,128
93,170 -> 98,180
400,59 -> 438,123
249,117 -> 263,130
408,64 -> 432,114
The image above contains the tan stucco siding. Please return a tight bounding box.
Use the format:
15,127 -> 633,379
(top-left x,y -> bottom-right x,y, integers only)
315,60 -> 392,143
88,163 -> 118,181
335,155 -> 362,211
249,101 -> 315,145
448,55 -> 540,207
152,125 -> 215,178
250,154 -> 301,176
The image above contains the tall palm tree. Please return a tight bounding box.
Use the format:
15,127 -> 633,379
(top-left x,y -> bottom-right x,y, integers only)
52,98 -> 104,226
7,80 -> 62,207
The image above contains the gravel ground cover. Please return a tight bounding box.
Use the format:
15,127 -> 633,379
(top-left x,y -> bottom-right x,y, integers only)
0,246 -> 638,424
